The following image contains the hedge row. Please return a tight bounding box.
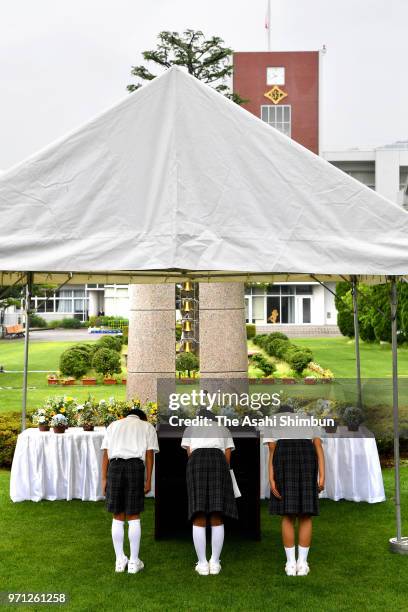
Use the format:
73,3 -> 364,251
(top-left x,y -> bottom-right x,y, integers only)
0,412 -> 31,467
253,333 -> 313,375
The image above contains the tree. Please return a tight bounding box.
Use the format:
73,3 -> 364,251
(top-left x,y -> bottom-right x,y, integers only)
335,281 -> 408,343
0,282 -> 53,337
176,352 -> 199,377
127,29 -> 246,105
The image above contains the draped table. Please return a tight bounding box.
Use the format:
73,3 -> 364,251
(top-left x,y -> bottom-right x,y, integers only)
260,426 -> 385,503
11,426 -> 385,504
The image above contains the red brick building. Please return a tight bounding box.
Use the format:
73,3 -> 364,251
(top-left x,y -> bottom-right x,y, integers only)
233,51 -> 319,154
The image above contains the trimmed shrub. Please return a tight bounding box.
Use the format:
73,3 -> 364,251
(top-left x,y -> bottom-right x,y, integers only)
267,331 -> 289,341
48,319 -> 62,329
0,412 -> 34,467
96,335 -> 123,353
246,324 -> 256,339
72,343 -> 96,357
288,349 -> 312,374
28,313 -> 47,328
60,347 -> 91,378
60,317 -> 83,329
266,338 -> 289,359
176,352 -> 199,376
252,334 -> 269,349
87,315 -> 129,328
92,348 -> 122,376
250,353 -> 276,376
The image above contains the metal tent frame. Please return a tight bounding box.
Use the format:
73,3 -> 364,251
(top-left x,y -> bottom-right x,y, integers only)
11,270 -> 407,554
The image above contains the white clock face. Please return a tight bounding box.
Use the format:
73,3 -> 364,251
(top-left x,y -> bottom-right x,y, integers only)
266,67 -> 285,85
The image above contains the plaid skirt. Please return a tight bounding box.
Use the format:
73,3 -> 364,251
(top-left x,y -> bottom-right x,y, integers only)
105,458 -> 145,515
269,439 -> 319,516
186,448 -> 238,520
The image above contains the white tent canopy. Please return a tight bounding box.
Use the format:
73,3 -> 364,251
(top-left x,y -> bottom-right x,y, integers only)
1,65 -> 408,285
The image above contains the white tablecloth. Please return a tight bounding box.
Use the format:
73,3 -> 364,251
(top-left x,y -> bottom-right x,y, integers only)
260,427 -> 385,503
11,427 -> 385,504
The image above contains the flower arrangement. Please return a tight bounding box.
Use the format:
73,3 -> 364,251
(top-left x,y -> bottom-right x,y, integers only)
32,406 -> 54,429
51,413 -> 69,432
98,397 -> 128,426
44,396 -> 77,426
142,401 -> 158,425
344,406 -> 364,431
76,395 -> 100,429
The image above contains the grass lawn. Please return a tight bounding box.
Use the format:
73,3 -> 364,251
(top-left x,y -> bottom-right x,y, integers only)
294,337 -> 408,379
2,336 -> 408,415
0,340 -> 127,414
1,467 -> 408,611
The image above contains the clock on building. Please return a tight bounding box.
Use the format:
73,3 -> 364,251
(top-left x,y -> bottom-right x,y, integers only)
266,67 -> 285,85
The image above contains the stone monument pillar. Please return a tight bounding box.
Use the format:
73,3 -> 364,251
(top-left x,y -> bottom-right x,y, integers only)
126,284 -> 175,404
199,282 -> 248,395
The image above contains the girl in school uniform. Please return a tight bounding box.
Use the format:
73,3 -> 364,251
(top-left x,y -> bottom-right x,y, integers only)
264,408 -> 325,576
181,410 -> 238,576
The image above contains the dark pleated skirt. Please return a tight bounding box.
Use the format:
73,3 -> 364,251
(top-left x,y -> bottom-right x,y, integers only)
186,448 -> 238,520
269,439 -> 319,516
105,458 -> 145,515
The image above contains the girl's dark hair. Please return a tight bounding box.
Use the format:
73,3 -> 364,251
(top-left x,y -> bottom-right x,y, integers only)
127,408 -> 147,421
196,408 -> 217,421
277,403 -> 294,413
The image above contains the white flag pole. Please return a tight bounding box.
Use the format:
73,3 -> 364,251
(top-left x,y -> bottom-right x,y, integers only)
266,0 -> 271,51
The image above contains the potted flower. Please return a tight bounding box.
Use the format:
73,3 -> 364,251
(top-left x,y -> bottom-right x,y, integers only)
103,375 -> 117,385
47,373 -> 60,386
82,375 -> 97,386
304,376 -> 317,385
142,401 -> 158,426
32,407 -> 52,431
323,408 -> 340,433
62,377 -> 76,386
344,406 -> 364,432
77,396 -> 99,431
98,398 -> 127,426
51,413 -> 68,433
46,396 -> 77,427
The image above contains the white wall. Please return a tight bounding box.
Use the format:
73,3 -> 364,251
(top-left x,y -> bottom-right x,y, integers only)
311,285 -> 325,324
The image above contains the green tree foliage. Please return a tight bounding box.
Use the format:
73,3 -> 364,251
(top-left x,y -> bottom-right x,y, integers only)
92,348 -> 122,377
96,335 -> 123,353
176,352 -> 199,376
60,348 -> 91,379
335,281 -> 408,343
127,29 -> 246,104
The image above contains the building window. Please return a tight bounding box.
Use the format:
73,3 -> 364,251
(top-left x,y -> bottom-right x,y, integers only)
245,284 -> 313,325
261,105 -> 291,137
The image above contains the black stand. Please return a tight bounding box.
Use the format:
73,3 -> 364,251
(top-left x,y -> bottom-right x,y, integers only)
154,425 -> 260,540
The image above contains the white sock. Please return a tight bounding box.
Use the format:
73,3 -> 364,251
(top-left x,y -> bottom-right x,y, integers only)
298,545 -> 310,564
192,525 -> 207,563
128,519 -> 141,562
111,519 -> 125,560
210,525 -> 224,563
284,546 -> 296,564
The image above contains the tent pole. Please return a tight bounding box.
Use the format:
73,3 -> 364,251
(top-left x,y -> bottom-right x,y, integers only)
21,272 -> 33,432
389,276 -> 408,553
352,276 -> 363,409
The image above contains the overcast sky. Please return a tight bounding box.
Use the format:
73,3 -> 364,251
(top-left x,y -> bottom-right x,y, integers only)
1,0 -> 407,169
